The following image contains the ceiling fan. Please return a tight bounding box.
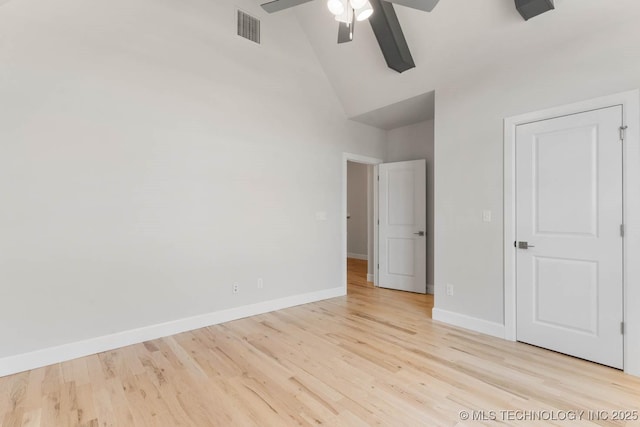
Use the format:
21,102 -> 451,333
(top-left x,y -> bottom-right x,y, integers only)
261,0 -> 441,73
259,0 -> 555,73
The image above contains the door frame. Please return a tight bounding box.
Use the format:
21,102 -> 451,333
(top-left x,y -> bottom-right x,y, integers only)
342,153 -> 383,292
503,90 -> 640,376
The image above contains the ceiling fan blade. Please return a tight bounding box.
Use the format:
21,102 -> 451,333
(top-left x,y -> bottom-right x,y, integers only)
383,0 -> 439,12
337,20 -> 355,44
369,0 -> 415,73
261,0 -> 314,13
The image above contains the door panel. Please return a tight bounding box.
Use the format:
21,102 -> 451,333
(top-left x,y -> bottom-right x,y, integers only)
378,160 -> 426,293
387,238 -> 415,276
534,127 -> 598,236
534,257 -> 598,334
388,169 -> 415,225
516,106 -> 623,369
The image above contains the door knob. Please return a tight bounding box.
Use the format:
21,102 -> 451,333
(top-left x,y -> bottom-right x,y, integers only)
517,241 -> 535,249
414,231 -> 425,236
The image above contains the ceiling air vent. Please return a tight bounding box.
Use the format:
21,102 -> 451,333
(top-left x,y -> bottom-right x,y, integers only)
237,10 -> 261,44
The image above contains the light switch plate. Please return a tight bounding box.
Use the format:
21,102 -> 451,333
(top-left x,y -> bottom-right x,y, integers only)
482,210 -> 492,222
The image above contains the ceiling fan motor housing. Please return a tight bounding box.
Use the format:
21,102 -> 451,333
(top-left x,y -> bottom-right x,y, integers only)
515,0 -> 554,20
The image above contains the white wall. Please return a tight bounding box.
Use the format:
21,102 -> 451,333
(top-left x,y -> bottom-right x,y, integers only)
347,162 -> 369,258
434,18 -> 640,325
386,120 -> 434,291
0,0 -> 386,361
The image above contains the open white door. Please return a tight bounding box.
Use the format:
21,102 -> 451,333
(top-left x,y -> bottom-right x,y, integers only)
515,106 -> 624,369
378,160 -> 426,294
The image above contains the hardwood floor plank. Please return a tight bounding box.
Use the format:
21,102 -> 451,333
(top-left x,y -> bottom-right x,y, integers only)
20,409 -> 41,427
1,258 -> 639,426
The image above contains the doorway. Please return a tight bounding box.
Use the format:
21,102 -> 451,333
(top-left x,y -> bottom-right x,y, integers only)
343,154 -> 428,295
342,153 -> 382,291
347,160 -> 375,285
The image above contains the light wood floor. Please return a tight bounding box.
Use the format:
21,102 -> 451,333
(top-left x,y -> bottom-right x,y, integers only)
2,258 -> 640,426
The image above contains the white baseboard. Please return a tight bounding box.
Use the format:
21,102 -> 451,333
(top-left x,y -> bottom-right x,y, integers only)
347,253 -> 368,260
366,273 -> 374,282
0,286 -> 345,378
432,308 -> 505,339
427,284 -> 434,295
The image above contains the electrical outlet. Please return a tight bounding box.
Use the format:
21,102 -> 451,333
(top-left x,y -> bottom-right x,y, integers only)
257,278 -> 264,289
446,284 -> 454,296
233,283 -> 239,294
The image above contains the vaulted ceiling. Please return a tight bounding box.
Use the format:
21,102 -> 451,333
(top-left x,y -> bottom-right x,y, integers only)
289,0 -> 640,118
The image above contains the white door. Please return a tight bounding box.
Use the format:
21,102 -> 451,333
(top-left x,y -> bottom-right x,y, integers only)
515,106 -> 624,369
378,160 -> 426,293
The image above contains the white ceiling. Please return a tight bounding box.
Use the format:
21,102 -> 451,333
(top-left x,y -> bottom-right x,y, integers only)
289,0 -> 640,121
350,90 -> 434,130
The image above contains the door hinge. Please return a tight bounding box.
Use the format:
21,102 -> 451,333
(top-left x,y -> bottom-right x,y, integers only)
377,263 -> 379,269
621,321 -> 625,335
377,175 -> 380,181
620,224 -> 625,237
620,126 -> 628,141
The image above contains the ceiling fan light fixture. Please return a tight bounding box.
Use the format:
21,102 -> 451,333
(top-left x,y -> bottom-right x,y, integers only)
349,0 -> 367,10
335,7 -> 354,23
355,1 -> 373,21
327,0 -> 345,16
